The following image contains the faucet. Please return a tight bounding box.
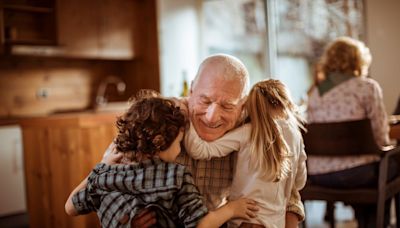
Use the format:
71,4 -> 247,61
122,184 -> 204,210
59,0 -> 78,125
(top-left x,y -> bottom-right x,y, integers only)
96,76 -> 126,106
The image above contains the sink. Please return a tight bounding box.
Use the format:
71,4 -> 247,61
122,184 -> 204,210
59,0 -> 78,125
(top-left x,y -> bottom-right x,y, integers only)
94,101 -> 130,113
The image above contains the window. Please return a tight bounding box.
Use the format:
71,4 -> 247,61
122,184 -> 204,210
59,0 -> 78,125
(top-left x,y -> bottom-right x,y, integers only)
271,0 -> 365,103
202,0 -> 268,86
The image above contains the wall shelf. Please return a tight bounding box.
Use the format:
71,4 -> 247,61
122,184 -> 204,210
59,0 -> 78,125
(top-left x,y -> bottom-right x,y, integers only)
3,5 -> 54,13
1,1 -> 57,52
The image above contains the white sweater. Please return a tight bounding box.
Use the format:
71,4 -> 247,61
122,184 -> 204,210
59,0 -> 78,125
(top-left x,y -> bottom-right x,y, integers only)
184,119 -> 307,228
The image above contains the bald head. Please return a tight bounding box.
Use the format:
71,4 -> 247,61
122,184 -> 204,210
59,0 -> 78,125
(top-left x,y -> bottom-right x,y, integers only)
192,54 -> 250,98
188,54 -> 250,141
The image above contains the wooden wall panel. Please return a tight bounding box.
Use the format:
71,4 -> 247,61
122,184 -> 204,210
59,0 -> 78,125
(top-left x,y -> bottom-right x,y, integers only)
0,0 -> 160,118
0,58 -> 122,117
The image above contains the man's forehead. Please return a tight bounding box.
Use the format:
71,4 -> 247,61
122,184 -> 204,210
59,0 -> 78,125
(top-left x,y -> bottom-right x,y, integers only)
199,94 -> 242,105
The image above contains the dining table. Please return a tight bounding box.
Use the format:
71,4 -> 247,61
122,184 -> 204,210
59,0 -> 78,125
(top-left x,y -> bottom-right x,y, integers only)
389,115 -> 400,141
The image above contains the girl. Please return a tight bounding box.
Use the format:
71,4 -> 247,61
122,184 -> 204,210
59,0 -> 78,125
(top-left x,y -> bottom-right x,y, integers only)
185,79 -> 307,227
65,90 -> 259,228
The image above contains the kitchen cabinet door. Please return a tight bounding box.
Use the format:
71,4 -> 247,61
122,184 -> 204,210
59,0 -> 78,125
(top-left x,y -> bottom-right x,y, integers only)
97,0 -> 135,59
21,114 -> 117,228
57,0 -> 135,60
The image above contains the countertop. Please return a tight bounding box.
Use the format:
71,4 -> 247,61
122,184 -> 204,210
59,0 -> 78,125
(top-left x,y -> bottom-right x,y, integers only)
0,110 -> 123,127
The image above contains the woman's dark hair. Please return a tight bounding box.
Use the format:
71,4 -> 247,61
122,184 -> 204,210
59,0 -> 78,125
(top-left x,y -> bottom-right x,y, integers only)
114,90 -> 186,160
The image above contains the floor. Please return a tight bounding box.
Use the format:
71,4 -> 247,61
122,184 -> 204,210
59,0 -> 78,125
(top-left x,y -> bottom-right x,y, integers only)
0,213 -> 29,228
305,200 -> 398,228
0,201 -> 397,228
305,201 -> 357,228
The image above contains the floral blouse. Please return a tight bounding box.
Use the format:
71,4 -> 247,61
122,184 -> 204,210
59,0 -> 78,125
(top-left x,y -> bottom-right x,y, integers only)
306,76 -> 390,175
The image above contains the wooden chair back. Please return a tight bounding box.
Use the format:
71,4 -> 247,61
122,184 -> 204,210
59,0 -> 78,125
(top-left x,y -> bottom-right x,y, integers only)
303,119 -> 381,156
301,119 -> 400,228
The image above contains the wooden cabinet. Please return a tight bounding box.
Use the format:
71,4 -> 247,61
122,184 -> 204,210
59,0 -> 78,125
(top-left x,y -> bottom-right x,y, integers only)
19,112 -> 120,228
57,0 -> 135,60
1,0 -> 136,59
0,0 -> 57,53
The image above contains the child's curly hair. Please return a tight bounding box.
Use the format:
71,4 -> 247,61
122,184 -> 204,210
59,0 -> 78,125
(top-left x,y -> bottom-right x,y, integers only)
114,90 -> 187,161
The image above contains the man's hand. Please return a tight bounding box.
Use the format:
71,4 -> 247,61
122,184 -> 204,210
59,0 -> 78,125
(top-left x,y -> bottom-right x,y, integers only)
130,208 -> 156,228
101,150 -> 123,165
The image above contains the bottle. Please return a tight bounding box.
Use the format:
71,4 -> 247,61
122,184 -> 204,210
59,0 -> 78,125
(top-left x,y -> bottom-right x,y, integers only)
180,70 -> 189,97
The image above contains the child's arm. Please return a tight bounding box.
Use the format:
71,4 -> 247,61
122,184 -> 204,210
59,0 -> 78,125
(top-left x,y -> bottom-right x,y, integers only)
65,178 -> 88,216
65,152 -> 123,216
285,142 -> 308,227
176,167 -> 258,227
197,198 -> 258,228
184,123 -> 250,160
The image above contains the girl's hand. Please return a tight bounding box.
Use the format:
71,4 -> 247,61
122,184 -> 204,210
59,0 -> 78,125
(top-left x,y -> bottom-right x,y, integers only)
227,198 -> 259,220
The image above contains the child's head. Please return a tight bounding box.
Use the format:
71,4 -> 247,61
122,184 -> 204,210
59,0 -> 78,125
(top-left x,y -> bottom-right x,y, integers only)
115,90 -> 187,162
246,79 -> 303,182
246,79 -> 297,120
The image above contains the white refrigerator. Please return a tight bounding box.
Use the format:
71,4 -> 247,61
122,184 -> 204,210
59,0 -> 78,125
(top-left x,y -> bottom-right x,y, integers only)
0,125 -> 27,216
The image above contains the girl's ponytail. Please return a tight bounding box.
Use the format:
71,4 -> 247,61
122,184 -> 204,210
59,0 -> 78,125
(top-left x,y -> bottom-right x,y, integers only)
246,79 -> 303,181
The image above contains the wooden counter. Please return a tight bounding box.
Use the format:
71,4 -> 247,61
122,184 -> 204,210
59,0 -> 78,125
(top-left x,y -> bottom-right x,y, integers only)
19,111 -> 121,228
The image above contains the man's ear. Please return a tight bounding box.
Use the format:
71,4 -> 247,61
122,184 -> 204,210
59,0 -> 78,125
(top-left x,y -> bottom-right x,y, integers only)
240,95 -> 248,106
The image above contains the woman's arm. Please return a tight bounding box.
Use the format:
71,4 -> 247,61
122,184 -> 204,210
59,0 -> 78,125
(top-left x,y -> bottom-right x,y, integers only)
364,81 -> 390,146
184,123 -> 250,160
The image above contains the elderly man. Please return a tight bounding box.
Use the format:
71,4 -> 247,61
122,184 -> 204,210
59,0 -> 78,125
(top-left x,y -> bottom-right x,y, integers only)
133,54 -> 304,227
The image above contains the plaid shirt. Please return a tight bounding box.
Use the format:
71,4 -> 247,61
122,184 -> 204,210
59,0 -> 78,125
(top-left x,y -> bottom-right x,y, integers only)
72,158 -> 208,228
175,148 -> 237,210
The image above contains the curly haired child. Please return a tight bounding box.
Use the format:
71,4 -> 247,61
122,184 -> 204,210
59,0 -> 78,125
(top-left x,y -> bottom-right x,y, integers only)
65,90 -> 258,228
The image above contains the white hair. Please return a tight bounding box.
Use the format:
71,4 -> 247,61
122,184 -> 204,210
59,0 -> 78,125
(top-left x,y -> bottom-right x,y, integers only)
192,54 -> 250,98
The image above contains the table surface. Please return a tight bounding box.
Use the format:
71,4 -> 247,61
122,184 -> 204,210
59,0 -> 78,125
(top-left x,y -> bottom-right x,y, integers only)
389,115 -> 400,140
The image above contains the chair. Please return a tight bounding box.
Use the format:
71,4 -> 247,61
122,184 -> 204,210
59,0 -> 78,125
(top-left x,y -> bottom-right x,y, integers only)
300,119 -> 400,228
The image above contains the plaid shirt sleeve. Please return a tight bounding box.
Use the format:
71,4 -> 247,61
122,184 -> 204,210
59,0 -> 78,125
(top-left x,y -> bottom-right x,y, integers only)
71,188 -> 97,215
71,164 -> 109,214
176,167 -> 209,228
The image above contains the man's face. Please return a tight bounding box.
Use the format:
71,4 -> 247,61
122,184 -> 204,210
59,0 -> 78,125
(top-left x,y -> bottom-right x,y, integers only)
188,67 -> 244,141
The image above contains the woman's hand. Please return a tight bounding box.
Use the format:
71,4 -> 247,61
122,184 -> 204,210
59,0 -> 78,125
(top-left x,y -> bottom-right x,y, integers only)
227,198 -> 259,220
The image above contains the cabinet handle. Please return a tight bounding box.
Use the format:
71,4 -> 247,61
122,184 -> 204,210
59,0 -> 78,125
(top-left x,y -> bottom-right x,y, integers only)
12,138 -> 23,174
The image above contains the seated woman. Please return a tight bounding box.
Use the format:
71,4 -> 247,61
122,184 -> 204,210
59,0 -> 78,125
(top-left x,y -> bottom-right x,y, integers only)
306,36 -> 399,227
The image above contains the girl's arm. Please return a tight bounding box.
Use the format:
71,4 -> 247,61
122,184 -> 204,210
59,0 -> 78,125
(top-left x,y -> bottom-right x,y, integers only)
197,198 -> 259,228
176,167 -> 258,227
184,123 -> 250,160
285,141 -> 308,227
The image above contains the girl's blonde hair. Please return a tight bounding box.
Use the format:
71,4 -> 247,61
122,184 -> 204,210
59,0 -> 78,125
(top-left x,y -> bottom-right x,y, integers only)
246,79 -> 304,182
